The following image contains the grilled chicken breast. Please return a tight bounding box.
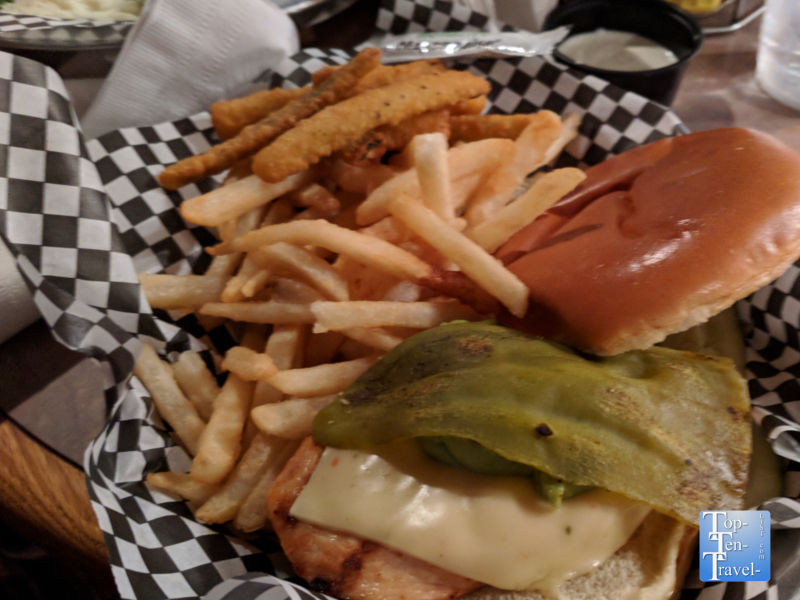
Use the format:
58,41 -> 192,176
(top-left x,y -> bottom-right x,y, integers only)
267,436 -> 482,600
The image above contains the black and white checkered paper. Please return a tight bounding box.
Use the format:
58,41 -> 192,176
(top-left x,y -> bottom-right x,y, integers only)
0,11 -> 133,49
0,1 -> 799,599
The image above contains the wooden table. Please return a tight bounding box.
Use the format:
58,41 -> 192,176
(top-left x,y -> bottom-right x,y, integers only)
0,12 -> 797,600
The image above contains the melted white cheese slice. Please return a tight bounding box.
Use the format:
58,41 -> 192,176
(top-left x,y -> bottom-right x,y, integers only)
290,441 -> 651,591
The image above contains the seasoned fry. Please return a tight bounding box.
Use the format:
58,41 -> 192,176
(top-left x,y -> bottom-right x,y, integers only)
412,132 -> 453,221
146,472 -> 220,505
311,300 -> 480,331
139,274 -> 227,310
267,356 -> 379,397
356,138 -> 516,225
211,87 -> 309,140
191,326 -> 267,485
221,346 -> 279,381
159,47 -> 382,190
464,111 -> 564,226
388,193 -> 530,317
311,59 -> 447,96
181,171 -> 310,227
194,433 -> 289,524
450,114 -> 538,143
467,168 -> 586,252
209,220 -> 432,282
343,109 -> 451,165
252,70 -> 491,183
234,438 -> 301,532
450,95 -> 487,115
251,395 -> 337,439
252,242 -> 349,301
172,351 -> 220,422
134,344 -> 206,456
200,301 -> 315,324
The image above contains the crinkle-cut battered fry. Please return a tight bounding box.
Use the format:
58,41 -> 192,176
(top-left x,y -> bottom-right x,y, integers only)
252,70 -> 491,183
450,95 -> 487,115
159,47 -> 382,190
211,87 -> 309,140
451,114 -> 539,143
311,59 -> 446,95
342,109 -> 451,165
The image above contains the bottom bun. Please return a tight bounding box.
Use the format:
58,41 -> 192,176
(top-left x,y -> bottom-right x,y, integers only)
462,512 -> 697,600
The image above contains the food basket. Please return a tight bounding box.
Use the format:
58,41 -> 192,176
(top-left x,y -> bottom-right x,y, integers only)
0,0 -> 798,599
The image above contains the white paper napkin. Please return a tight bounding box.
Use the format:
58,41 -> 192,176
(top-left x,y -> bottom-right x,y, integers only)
81,0 -> 300,139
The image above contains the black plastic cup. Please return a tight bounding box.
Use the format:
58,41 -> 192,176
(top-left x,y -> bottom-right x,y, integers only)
543,0 -> 703,106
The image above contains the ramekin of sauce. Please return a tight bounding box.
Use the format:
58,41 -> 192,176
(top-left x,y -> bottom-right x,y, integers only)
543,0 -> 703,106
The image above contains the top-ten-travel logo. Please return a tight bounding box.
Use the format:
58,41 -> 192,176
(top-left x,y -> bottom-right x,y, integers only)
699,510 -> 770,582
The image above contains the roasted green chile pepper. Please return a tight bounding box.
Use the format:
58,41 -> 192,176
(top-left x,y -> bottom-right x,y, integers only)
313,322 -> 751,525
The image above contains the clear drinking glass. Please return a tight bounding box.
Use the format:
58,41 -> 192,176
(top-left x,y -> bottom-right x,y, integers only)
756,0 -> 800,111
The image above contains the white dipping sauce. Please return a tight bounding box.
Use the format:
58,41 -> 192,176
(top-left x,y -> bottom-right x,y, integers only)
558,29 -> 679,72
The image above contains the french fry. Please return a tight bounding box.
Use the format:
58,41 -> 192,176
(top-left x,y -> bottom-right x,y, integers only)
387,193 -> 530,317
206,206 -> 266,278
412,132 -> 453,221
146,472 -> 220,505
356,138 -> 516,225
245,324 -> 308,446
291,183 -> 341,212
304,331 -> 346,367
450,95 -> 487,116
134,344 -> 206,456
160,47 -> 382,190
464,110 -> 563,227
191,326 -> 267,485
340,326 -> 405,352
381,279 -> 422,302
332,161 -> 404,195
269,276 -> 326,305
234,438 -> 301,532
241,270 -> 273,299
541,113 -> 582,166
222,199 -> 295,303
252,242 -> 349,301
334,255 -> 403,301
450,114 -> 538,143
251,395 -> 337,439
208,220 -> 432,283
194,433 -> 289,524
467,168 -> 586,252
139,274 -> 227,311
200,301 -> 315,324
221,346 -> 279,381
172,351 -> 220,421
267,356 -> 379,397
311,299 -> 480,331
181,171 -> 311,227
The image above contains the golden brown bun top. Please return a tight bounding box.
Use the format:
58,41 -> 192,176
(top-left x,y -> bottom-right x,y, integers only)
497,128 -> 800,355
